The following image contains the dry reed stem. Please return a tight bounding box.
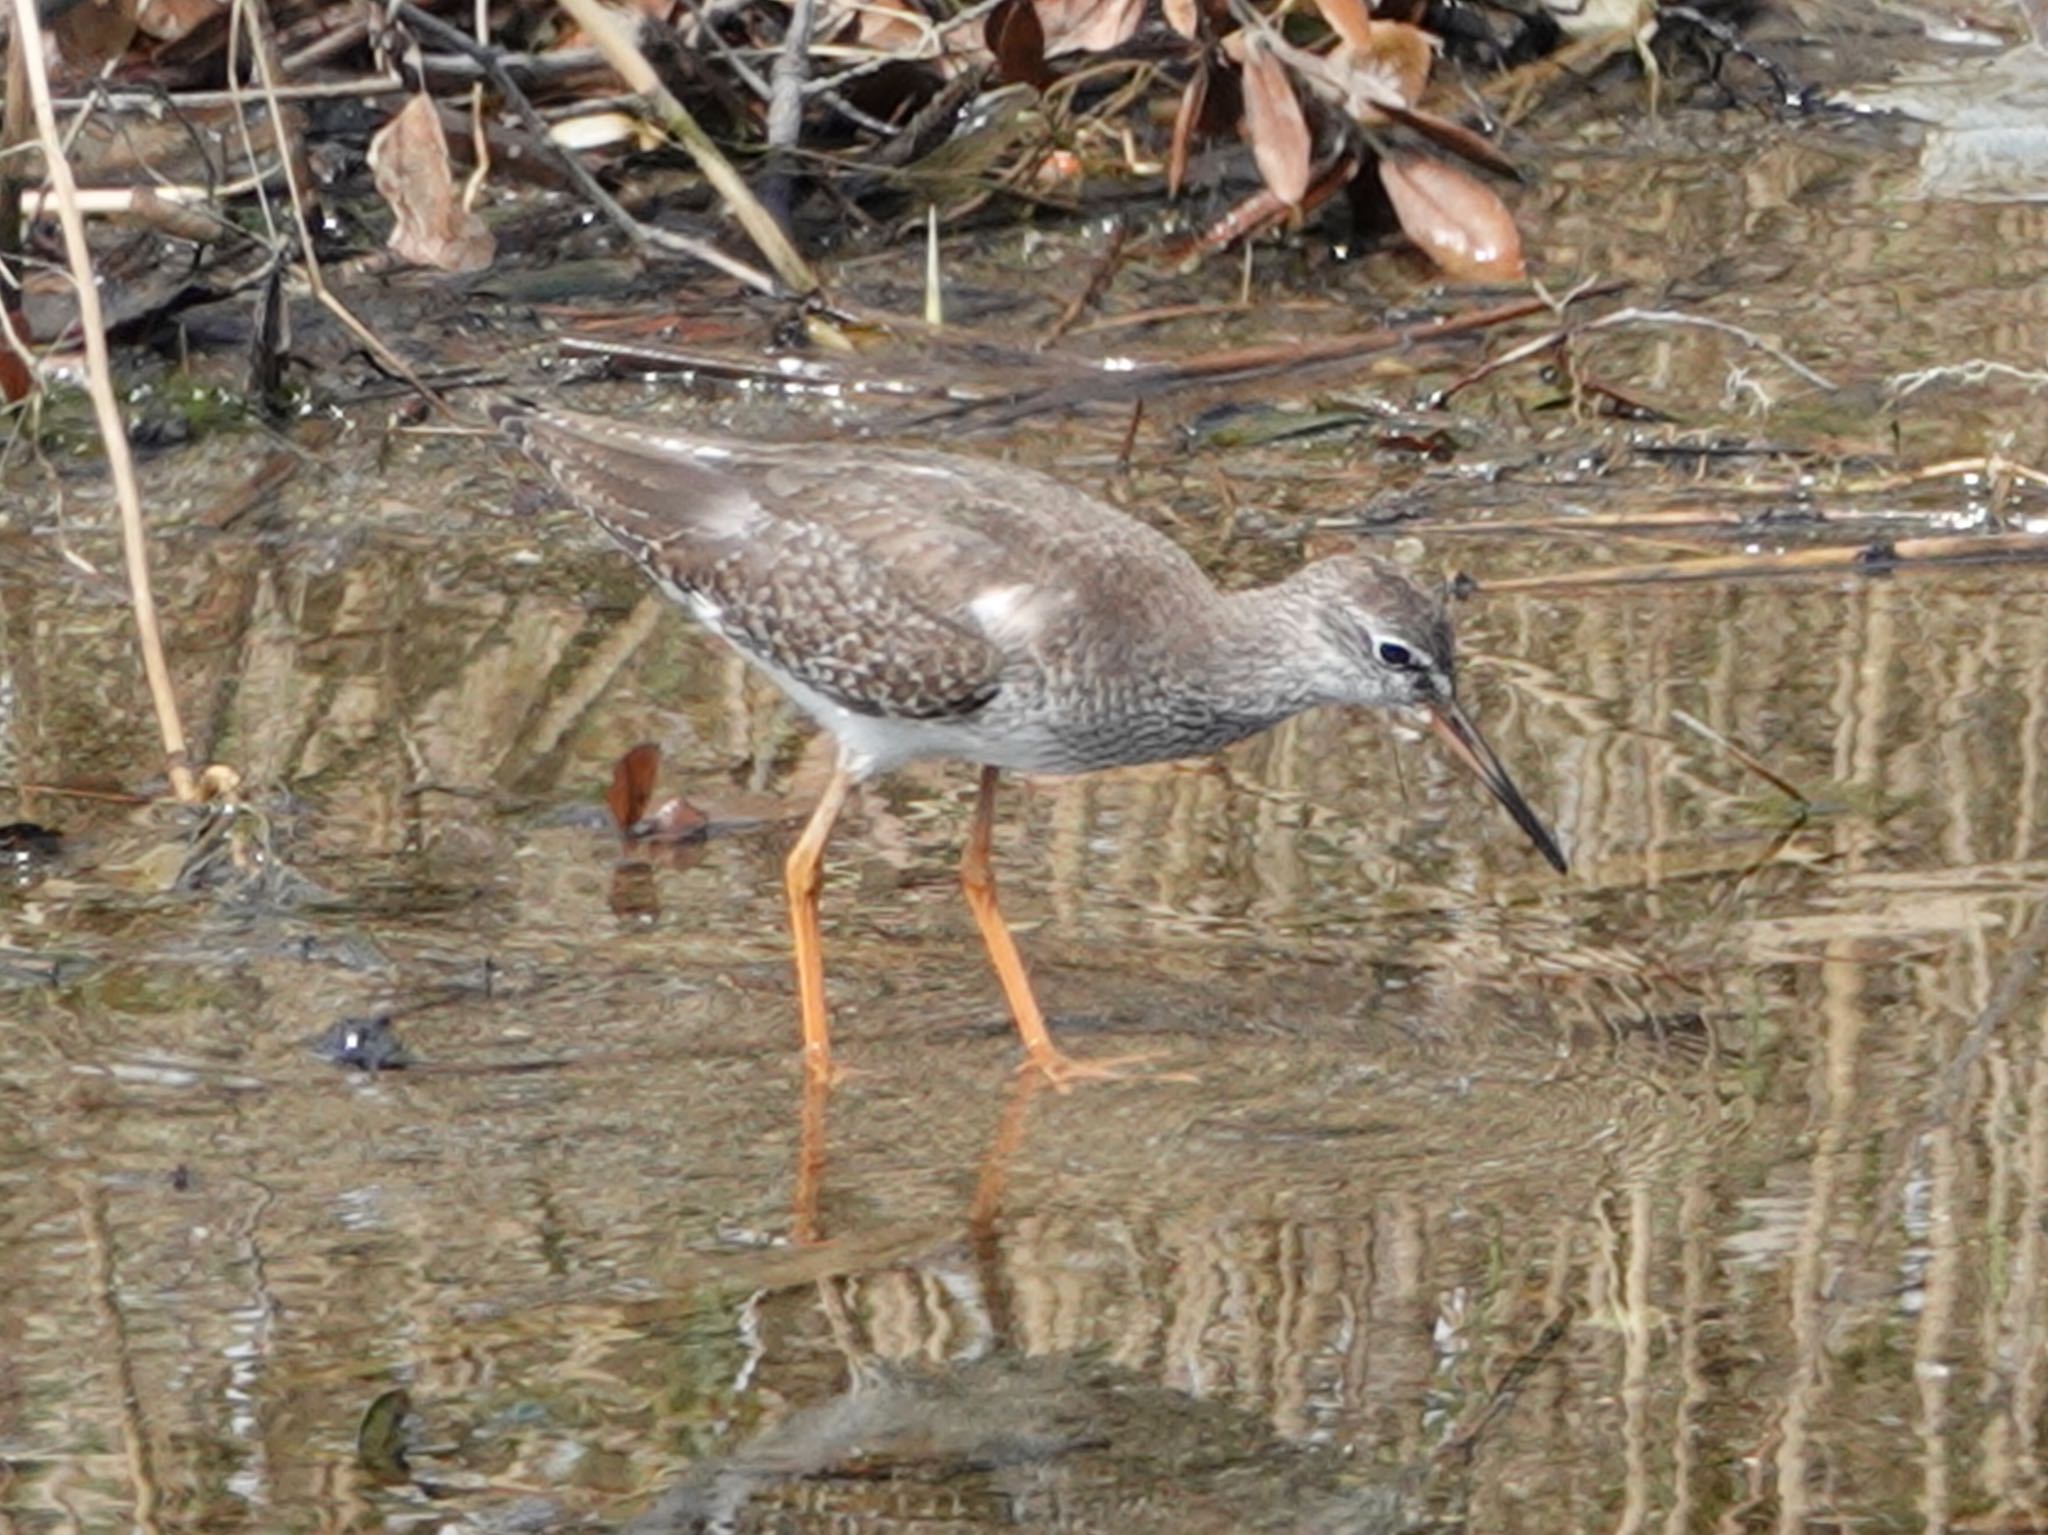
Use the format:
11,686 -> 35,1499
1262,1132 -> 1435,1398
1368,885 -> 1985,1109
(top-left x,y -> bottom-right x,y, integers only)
554,0 -> 819,293
1,19 -> 28,295
8,0 -> 197,802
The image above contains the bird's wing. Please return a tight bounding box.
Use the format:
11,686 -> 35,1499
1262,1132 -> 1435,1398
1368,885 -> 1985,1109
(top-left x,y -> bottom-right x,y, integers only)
500,407 -> 1009,721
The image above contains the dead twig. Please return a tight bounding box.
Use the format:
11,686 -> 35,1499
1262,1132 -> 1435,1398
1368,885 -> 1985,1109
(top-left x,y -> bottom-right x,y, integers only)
759,0 -> 818,227
674,0 -> 893,135
1587,304 -> 1836,391
17,181 -> 246,240
766,0 -> 817,155
1433,291 -> 1834,406
7,0 -> 197,801
1041,219 -> 1130,346
1,17 -> 29,302
51,74 -> 407,111
1434,1302 -> 1575,1466
1890,359 -> 2048,398
1472,531 -> 2048,594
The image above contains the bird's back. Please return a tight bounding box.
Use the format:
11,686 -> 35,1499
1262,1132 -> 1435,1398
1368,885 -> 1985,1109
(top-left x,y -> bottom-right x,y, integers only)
499,408 -> 1222,750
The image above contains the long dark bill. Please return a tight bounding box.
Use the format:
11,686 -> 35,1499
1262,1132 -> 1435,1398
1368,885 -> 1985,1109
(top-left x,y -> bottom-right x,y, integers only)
1426,699 -> 1569,875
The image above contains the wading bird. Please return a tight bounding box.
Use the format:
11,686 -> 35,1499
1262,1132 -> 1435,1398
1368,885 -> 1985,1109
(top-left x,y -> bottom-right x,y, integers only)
498,405 -> 1567,1084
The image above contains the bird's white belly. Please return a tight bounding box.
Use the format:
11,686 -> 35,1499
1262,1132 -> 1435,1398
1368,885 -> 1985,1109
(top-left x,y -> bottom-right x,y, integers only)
655,582 -> 1050,776
767,670 -> 1066,777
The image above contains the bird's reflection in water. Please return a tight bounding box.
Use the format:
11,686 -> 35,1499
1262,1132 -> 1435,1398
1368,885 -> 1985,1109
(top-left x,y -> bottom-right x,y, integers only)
624,1074 -> 1420,1535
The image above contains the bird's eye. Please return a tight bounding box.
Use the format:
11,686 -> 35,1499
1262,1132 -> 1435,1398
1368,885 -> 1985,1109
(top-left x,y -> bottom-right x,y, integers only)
1377,641 -> 1413,668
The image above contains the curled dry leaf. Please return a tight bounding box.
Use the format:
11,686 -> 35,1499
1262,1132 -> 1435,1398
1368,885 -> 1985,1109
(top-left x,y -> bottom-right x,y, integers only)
197,763 -> 244,802
1296,16 -> 1436,123
1336,18 -> 1434,113
1032,0 -> 1144,56
1546,0 -> 1654,40
367,91 -> 496,274
819,0 -> 932,56
547,110 -> 664,152
1234,32 -> 1311,207
133,0 -> 223,43
1311,0 -> 1374,53
1163,0 -> 1198,37
1378,153 -> 1524,281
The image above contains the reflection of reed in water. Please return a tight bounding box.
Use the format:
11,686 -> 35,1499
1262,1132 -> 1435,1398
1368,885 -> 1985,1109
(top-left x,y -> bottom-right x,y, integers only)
715,921 -> 2048,1535
720,1074 -> 1599,1525
10,482 -> 2048,1535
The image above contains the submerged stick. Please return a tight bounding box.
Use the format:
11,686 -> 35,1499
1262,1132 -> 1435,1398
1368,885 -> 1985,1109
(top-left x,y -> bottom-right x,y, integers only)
913,284 -> 1626,427
1670,709 -> 1809,807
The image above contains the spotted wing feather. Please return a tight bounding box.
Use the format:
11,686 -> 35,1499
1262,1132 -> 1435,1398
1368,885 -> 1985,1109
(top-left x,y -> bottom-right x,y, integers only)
499,407 -> 1007,720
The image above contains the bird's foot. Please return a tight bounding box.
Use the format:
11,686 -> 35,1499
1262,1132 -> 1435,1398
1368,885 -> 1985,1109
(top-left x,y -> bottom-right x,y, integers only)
1021,1047 -> 1194,1092
802,1051 -> 874,1088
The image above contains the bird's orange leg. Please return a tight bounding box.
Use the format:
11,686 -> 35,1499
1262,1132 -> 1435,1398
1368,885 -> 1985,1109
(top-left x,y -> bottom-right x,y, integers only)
961,766 -> 1160,1088
786,766 -> 854,1081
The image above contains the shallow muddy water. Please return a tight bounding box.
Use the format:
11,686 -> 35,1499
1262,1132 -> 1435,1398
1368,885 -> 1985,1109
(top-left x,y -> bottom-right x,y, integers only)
9,28 -> 2048,1535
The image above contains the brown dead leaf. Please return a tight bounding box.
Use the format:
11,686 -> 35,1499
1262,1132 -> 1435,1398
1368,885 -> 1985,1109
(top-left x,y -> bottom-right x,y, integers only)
1032,0 -> 1143,56
0,310 -> 33,406
51,0 -> 139,71
367,92 -> 496,274
987,0 -> 1054,86
1233,32 -> 1311,207
1378,154 -> 1524,281
1311,0 -> 1374,52
635,796 -> 710,844
1163,0 -> 1198,37
608,743 -> 661,831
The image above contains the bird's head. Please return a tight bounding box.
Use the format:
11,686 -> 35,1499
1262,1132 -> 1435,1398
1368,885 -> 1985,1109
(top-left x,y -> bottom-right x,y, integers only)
1300,554 -> 1569,875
